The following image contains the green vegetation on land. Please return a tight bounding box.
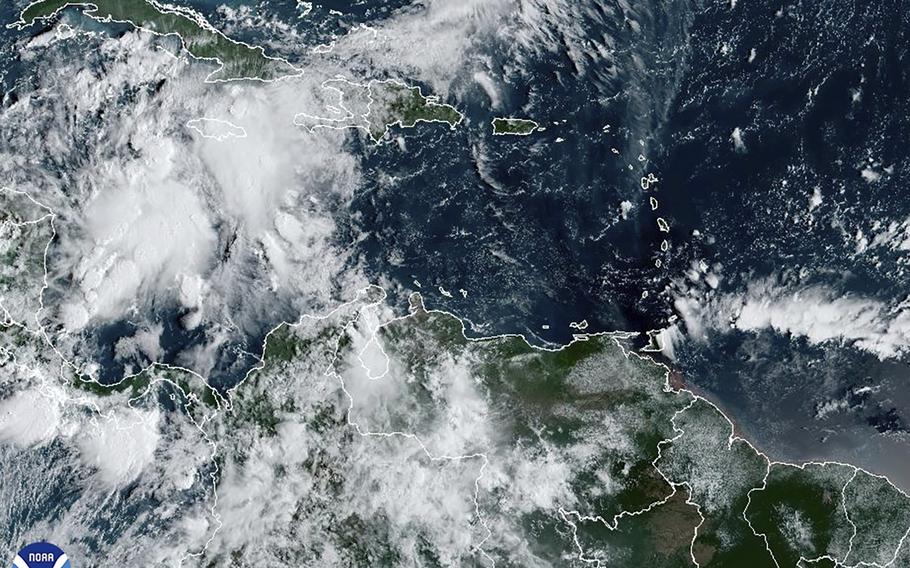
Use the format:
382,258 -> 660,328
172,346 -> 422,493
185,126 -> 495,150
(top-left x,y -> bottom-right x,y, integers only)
262,326 -> 309,367
842,470 -> 910,565
233,389 -> 281,436
218,297 -> 910,567
746,463 -> 855,566
70,366 -> 221,418
377,308 -> 691,533
569,489 -> 701,567
492,117 -> 539,136
657,399 -> 774,567
367,82 -> 463,142
15,0 -> 299,81
71,370 -> 151,397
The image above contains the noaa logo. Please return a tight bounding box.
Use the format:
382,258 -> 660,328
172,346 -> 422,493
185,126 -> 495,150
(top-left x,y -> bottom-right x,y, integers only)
11,542 -> 70,568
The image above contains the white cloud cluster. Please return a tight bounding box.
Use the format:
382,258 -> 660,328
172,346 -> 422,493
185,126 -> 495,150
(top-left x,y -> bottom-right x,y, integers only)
113,323 -> 164,365
1,28 -> 375,378
0,388 -> 63,447
76,407 -> 161,487
327,0 -> 515,94
0,0 -> 605,384
675,276 -> 910,360
0,188 -> 55,329
59,138 -> 218,330
180,300 -> 598,565
342,307 -> 494,457
0,2 -> 697,564
0,349 -> 219,565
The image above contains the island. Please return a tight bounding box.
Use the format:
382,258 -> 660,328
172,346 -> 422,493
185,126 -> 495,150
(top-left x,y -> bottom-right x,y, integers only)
491,117 -> 539,136
13,0 -> 301,82
186,117 -> 247,141
294,78 -> 464,144
366,81 -> 463,142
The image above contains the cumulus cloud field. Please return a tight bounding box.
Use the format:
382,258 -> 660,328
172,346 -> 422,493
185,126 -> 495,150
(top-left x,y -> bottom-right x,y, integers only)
0,0 -> 570,386
4,0 -> 910,565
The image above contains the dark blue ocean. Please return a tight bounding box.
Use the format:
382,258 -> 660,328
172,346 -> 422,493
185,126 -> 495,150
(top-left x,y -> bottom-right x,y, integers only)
4,0 -> 910,485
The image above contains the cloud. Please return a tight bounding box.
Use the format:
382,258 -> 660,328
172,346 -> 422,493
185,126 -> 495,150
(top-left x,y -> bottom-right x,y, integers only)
0,0 -> 609,384
675,276 -> 910,360
114,324 -> 165,364
0,341 -> 220,564
326,0 -> 516,93
0,388 -> 63,447
77,407 -> 161,487
0,28 -> 373,380
60,139 -> 218,330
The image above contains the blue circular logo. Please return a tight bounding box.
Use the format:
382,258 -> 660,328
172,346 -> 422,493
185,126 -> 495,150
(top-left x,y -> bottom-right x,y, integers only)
11,542 -> 70,568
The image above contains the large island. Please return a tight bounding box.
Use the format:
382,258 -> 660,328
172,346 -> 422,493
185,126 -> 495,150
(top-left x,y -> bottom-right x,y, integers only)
14,0 -> 301,81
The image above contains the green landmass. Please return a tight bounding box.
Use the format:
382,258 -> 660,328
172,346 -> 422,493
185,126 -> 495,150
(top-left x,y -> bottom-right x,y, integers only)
231,389 -> 282,436
333,302 -> 701,565
295,80 -> 464,144
492,117 -> 539,136
746,463 -> 855,566
888,534 -> 910,567
566,488 -> 700,567
70,369 -> 151,397
69,366 -> 222,418
224,312 -> 356,440
207,295 -> 910,566
842,470 -> 910,565
10,277 -> 907,565
658,398 -> 775,567
0,190 -> 54,325
367,81 -> 463,142
15,0 -> 299,81
261,324 -> 335,369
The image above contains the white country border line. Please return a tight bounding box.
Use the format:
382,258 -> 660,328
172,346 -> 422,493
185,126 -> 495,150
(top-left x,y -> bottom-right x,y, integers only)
13,168 -> 377,417
643,323 -> 910,567
839,468 -> 861,568
557,339 -> 704,567
838,468 -> 910,568
340,295 -> 910,568
0,191 -> 225,564
294,78 -> 465,145
490,117 -> 539,137
744,461 -> 877,568
747,464 -> 859,568
332,293 -> 496,565
1,189 -> 488,565
185,117 -> 247,141
9,0 -> 303,84
293,77 -> 369,134
559,394 -> 703,567
345,295 -> 652,565
156,287 -> 386,564
27,186 -> 226,561
562,333 -> 910,568
0,188 -> 55,330
7,183 -> 910,565
675,391 -> 910,568
0,186 -> 393,563
366,80 -> 465,143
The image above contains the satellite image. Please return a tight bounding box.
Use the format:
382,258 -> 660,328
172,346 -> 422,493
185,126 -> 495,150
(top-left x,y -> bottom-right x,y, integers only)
0,0 -> 909,566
